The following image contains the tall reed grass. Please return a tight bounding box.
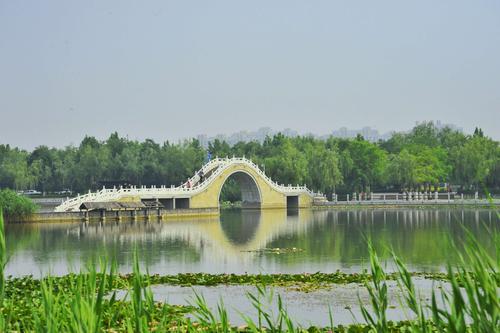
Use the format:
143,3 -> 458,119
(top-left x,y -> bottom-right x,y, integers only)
358,228 -> 499,333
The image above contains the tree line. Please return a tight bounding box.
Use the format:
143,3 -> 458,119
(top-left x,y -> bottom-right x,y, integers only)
0,122 -> 499,198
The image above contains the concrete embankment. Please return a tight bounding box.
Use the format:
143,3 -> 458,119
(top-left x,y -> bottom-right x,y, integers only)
11,208 -> 219,223
9,200 -> 499,223
313,199 -> 500,210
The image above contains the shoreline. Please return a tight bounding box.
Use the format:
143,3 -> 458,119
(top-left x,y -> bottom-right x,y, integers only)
312,201 -> 500,210
9,207 -> 220,223
7,201 -> 499,223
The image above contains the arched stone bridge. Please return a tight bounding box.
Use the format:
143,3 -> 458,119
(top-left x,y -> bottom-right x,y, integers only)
55,157 -> 326,212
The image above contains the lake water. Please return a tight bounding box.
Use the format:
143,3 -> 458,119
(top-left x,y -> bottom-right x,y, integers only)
131,278 -> 449,326
5,208 -> 499,277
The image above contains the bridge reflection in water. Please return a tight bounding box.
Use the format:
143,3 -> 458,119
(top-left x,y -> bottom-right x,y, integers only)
4,208 -> 499,277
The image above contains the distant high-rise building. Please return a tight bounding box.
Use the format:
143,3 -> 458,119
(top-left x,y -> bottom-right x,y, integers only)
194,121 -> 462,147
432,120 -> 463,132
330,126 -> 390,142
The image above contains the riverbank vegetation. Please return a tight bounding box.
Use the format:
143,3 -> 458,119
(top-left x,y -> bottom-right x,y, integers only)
0,189 -> 37,219
1,122 -> 499,199
0,212 -> 499,332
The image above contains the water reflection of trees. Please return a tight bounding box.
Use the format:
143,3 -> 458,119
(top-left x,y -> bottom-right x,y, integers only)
264,209 -> 499,270
6,221 -> 201,268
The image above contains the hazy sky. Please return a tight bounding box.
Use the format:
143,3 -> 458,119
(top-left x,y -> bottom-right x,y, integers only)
1,0 -> 499,149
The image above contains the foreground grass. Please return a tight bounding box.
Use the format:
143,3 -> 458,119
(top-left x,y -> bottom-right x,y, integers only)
0,211 -> 499,332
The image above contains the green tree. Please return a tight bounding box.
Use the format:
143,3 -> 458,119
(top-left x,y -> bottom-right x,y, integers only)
208,139 -> 231,158
451,136 -> 498,190
410,145 -> 450,186
28,146 -> 57,193
407,121 -> 440,147
306,143 -> 342,194
386,149 -> 417,189
119,142 -> 142,185
262,135 -> 308,186
336,137 -> 387,192
0,145 -> 31,190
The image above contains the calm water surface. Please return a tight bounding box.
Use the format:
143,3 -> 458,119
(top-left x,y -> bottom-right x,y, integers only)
136,279 -> 448,326
5,208 -> 499,277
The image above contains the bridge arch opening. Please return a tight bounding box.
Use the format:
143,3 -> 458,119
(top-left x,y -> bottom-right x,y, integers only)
219,171 -> 261,209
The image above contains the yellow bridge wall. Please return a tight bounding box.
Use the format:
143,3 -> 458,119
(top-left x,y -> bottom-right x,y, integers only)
189,163 -> 313,209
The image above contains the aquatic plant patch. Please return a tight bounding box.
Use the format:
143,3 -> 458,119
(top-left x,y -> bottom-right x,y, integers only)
241,247 -> 304,254
4,270 -> 453,294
